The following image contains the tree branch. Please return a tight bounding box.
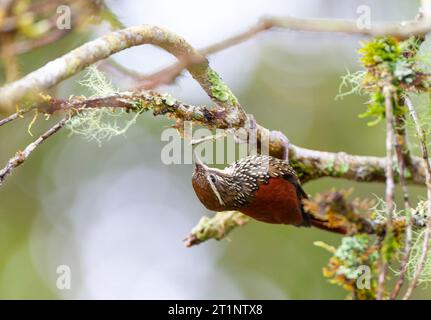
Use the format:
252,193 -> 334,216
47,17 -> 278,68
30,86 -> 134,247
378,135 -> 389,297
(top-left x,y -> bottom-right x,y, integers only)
377,86 -> 396,300
3,92 -> 429,186
3,8 -> 431,110
0,25 -> 247,129
403,96 -> 431,299
390,115 -> 413,300
184,211 -> 250,247
0,108 -> 30,127
0,116 -> 69,185
109,14 -> 431,90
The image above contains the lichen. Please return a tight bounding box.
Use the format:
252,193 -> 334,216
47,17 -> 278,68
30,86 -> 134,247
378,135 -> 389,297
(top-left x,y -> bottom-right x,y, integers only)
336,69 -> 366,100
339,36 -> 426,126
207,69 -> 238,107
65,66 -> 141,146
401,201 -> 431,285
320,235 -> 380,300
161,93 -> 176,107
185,211 -> 250,247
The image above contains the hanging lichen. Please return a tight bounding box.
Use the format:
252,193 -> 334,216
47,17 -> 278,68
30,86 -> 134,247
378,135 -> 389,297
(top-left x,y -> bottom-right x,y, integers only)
403,201 -> 431,285
65,66 -> 142,146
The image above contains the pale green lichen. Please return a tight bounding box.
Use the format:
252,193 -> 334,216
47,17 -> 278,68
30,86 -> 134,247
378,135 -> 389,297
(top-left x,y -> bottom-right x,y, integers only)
402,201 -> 431,285
336,69 -> 366,100
405,228 -> 431,285
372,198 -> 431,285
320,234 -> 379,300
207,69 -> 238,107
333,236 -> 377,279
161,93 -> 176,106
66,66 -> 141,146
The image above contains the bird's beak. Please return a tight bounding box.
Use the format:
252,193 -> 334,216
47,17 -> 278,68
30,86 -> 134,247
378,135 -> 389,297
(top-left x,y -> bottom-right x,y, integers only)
193,149 -> 207,171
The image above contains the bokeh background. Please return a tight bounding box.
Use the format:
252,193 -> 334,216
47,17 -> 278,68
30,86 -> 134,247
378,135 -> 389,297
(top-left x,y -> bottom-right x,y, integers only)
1,0 -> 430,299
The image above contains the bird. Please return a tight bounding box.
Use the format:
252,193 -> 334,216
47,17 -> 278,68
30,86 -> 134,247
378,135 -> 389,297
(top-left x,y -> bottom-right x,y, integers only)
192,153 -> 346,234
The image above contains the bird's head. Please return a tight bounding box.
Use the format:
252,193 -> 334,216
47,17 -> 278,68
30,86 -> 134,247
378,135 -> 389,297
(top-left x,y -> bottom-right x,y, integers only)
192,150 -> 237,211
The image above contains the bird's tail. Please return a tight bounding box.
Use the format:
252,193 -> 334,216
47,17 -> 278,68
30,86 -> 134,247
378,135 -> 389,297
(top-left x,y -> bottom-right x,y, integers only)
291,176 -> 349,235
308,217 -> 348,235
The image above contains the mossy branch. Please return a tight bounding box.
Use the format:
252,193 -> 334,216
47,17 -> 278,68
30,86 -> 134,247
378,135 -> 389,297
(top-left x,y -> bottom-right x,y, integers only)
184,211 -> 250,247
2,87 -> 431,190
2,91 -> 431,187
0,24 -> 246,128
0,116 -> 70,185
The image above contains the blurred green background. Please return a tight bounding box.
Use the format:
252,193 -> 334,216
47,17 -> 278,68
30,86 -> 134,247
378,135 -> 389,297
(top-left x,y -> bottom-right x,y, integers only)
1,0 -> 430,299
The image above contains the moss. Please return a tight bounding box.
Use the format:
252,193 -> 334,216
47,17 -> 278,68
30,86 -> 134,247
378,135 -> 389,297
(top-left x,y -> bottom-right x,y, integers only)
207,69 -> 238,107
324,159 -> 335,174
381,228 -> 402,263
359,91 -> 385,126
323,160 -> 349,177
359,37 -> 401,68
338,163 -> 350,176
293,158 -> 349,181
289,158 -> 316,181
351,36 -> 427,126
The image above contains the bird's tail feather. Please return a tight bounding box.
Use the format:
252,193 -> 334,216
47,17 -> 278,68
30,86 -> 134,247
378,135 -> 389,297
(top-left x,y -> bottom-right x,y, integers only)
309,217 -> 348,235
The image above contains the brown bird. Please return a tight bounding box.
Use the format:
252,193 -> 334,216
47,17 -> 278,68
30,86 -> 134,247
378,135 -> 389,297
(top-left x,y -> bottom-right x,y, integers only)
192,153 -> 346,234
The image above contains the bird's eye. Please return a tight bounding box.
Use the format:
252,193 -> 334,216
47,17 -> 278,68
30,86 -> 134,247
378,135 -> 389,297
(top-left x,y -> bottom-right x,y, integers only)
209,174 -> 217,183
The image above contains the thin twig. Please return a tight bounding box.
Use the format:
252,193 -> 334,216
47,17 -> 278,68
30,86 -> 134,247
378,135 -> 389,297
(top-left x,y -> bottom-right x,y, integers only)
0,116 -> 69,185
394,114 -> 415,173
390,114 -> 413,300
129,20 -> 275,89
9,29 -> 72,55
377,86 -> 396,300
190,132 -> 229,146
403,96 -> 431,299
129,14 -> 431,90
0,108 -> 30,127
